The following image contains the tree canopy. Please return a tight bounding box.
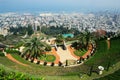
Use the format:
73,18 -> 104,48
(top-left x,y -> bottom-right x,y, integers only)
23,37 -> 51,59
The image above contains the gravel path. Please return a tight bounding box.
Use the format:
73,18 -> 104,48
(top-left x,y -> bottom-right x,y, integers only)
6,54 -> 29,66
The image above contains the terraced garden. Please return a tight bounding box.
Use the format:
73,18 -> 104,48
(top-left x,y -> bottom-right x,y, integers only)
0,37 -> 120,80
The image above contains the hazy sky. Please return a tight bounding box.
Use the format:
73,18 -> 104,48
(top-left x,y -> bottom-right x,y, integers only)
0,0 -> 120,13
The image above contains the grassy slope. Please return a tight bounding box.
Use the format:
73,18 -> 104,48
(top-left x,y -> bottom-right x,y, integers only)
85,38 -> 120,67
0,54 -> 89,75
0,64 -> 44,79
95,69 -> 120,80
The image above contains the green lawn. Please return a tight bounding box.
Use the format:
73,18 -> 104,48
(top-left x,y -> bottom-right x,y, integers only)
94,69 -> 120,80
85,38 -> 120,74
0,64 -> 44,80
74,49 -> 87,56
40,54 -> 56,62
0,54 -> 90,76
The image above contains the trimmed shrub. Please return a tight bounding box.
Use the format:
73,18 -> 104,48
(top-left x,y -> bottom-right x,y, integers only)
5,49 -> 20,54
58,61 -> 62,66
37,61 -> 40,64
44,62 -> 47,66
31,59 -> 34,63
0,52 -> 4,56
87,55 -> 90,59
51,62 -> 54,66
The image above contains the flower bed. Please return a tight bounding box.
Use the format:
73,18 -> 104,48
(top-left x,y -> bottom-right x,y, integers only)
40,54 -> 56,62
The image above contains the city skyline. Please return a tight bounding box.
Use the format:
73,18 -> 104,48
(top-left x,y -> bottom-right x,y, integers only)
0,0 -> 120,13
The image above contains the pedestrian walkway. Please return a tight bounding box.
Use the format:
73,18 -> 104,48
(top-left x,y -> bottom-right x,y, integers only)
56,46 -> 77,63
82,44 -> 93,58
6,54 -> 29,66
68,46 -> 80,59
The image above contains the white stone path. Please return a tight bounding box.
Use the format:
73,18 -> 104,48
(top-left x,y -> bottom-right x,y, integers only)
56,46 -> 77,63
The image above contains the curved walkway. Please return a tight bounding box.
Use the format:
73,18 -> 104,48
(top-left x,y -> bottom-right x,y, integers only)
68,46 -> 80,59
82,49 -> 91,58
68,44 -> 93,59
6,54 -> 29,66
82,44 -> 93,58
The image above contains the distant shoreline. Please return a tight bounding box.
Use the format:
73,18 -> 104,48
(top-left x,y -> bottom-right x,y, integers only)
0,8 -> 120,14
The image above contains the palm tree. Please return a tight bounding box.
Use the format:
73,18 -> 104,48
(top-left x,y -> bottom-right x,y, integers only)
78,31 -> 90,49
78,30 -> 97,50
55,34 -> 65,44
22,37 -> 47,59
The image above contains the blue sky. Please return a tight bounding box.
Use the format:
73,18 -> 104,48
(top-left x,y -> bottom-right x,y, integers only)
0,0 -> 120,13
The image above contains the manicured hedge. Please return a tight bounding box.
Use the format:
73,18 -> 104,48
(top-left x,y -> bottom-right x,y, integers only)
0,52 -> 4,56
5,49 -> 20,54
